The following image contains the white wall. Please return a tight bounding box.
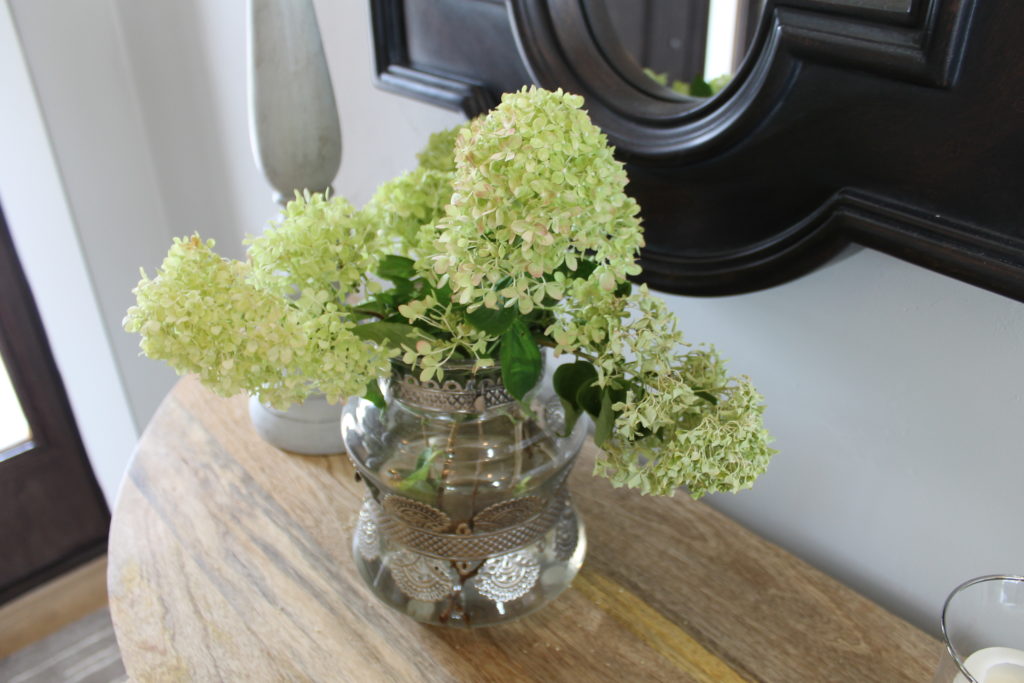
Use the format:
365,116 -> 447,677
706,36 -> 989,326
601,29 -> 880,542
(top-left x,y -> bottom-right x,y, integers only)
3,0 -> 460,502
0,0 -> 139,505
669,247 -> 1024,631
5,0 -> 1021,636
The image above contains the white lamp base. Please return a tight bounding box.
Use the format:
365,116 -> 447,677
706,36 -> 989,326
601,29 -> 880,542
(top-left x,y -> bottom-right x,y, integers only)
248,394 -> 345,456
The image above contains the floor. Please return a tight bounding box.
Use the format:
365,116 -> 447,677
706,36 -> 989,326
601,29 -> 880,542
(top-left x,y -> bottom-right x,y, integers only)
0,607 -> 125,682
0,557 -> 126,682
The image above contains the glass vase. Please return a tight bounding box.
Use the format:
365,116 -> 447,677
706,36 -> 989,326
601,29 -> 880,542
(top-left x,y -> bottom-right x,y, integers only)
340,360 -> 588,627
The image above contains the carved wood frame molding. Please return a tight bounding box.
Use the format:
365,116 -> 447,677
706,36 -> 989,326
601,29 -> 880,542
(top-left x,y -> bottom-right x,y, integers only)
509,0 -> 974,156
370,0 -> 504,115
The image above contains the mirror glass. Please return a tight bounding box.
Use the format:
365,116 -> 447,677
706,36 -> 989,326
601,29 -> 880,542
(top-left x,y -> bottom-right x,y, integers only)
584,0 -> 766,100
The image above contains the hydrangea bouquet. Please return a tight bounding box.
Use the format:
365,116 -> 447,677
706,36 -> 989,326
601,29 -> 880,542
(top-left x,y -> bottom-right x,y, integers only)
125,87 -> 773,498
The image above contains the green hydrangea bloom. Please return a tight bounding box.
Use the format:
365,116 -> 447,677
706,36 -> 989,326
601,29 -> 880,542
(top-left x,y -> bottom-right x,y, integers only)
124,234 -> 390,408
247,191 -> 380,303
415,124 -> 466,173
363,167 -> 453,255
123,235 -> 310,406
290,294 -> 393,404
430,86 -> 644,312
551,281 -> 775,497
597,372 -> 774,498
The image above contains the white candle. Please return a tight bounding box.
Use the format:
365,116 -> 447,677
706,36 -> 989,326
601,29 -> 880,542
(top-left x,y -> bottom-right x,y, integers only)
953,647 -> 1024,683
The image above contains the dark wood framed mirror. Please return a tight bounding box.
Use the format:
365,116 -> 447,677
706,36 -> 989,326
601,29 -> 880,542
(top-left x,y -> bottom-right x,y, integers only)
371,0 -> 1024,302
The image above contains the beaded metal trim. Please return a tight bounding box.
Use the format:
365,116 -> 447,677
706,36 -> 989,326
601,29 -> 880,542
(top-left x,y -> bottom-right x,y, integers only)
355,498 -> 380,561
389,366 -> 516,413
370,485 -> 569,561
477,550 -> 540,602
553,501 -> 579,562
390,551 -> 458,601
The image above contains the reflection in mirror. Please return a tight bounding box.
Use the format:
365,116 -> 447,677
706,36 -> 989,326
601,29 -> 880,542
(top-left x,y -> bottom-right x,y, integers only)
585,0 -> 764,99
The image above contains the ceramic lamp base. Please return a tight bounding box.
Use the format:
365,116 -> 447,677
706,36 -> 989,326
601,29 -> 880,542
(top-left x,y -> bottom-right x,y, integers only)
248,394 -> 345,455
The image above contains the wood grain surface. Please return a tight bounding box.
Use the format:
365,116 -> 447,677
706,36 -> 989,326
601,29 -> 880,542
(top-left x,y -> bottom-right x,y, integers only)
108,376 -> 940,682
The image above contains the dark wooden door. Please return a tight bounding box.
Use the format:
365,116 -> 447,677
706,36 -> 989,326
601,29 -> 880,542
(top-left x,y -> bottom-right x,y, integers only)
0,201 -> 109,604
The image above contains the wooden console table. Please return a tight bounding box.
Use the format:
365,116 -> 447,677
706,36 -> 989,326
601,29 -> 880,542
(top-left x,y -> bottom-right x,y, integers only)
108,376 -> 939,681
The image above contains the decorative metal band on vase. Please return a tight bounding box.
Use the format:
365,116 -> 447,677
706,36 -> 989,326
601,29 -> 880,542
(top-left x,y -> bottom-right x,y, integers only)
342,360 -> 588,627
388,363 -> 518,413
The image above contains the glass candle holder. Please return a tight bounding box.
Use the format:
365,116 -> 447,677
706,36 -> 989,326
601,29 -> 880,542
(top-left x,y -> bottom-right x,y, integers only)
933,575 -> 1024,683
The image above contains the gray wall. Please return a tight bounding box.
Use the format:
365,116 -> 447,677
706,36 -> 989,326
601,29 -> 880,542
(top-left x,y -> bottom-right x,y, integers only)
5,0 -> 1022,635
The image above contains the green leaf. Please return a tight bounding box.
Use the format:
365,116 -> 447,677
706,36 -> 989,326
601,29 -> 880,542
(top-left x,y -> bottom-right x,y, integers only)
607,381 -> 628,406
513,474 -> 533,494
499,319 -> 542,401
552,360 -> 597,434
413,447 -> 438,472
466,304 -> 517,336
352,321 -> 431,350
396,479 -> 436,498
553,361 -> 597,406
556,397 -> 581,437
558,258 -> 598,281
433,281 -> 452,307
694,389 -> 718,406
396,448 -> 440,494
391,277 -> 416,297
351,279 -> 417,319
350,300 -> 389,318
375,254 -> 416,281
690,77 -> 712,97
594,390 -> 615,447
577,380 -> 602,418
363,378 -> 386,409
